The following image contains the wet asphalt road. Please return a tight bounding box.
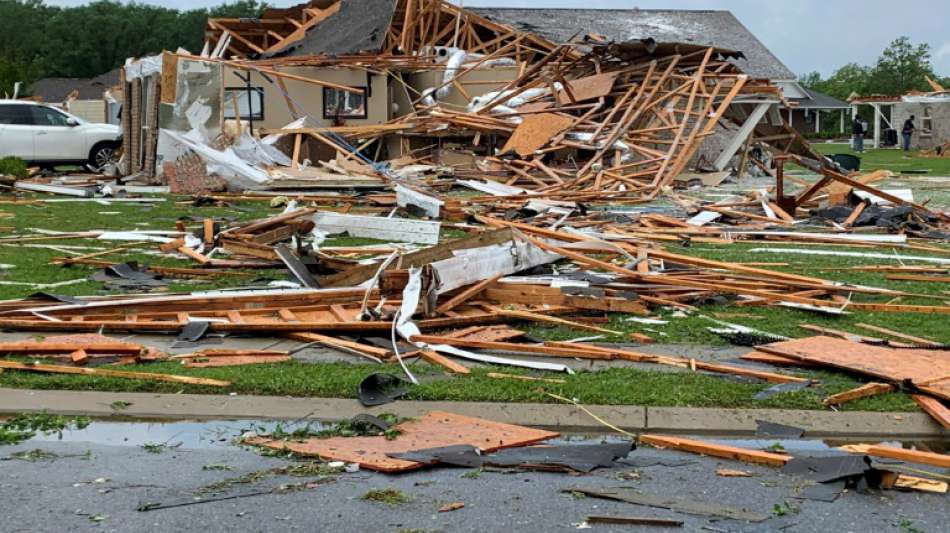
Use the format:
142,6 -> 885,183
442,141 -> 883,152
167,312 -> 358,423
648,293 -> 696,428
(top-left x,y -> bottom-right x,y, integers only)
1,420 -> 947,532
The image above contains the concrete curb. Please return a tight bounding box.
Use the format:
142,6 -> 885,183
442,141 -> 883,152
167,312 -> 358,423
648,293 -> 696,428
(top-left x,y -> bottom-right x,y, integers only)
0,388 -> 945,438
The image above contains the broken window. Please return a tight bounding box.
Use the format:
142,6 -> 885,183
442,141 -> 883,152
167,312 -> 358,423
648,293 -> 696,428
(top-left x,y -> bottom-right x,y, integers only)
921,108 -> 933,138
323,87 -> 367,119
223,87 -> 264,121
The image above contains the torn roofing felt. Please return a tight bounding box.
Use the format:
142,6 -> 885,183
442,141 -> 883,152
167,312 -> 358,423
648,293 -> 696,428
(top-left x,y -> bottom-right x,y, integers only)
263,0 -> 397,58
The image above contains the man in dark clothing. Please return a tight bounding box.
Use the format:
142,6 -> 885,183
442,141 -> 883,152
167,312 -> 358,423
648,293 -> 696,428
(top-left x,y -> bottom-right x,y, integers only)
852,116 -> 865,152
902,115 -> 916,151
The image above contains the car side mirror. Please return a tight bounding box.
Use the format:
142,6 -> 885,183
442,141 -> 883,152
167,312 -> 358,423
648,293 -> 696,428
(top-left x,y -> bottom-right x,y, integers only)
66,118 -> 79,127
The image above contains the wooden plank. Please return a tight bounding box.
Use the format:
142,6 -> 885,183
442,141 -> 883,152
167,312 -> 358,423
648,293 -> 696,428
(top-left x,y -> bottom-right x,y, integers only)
911,395 -> 950,429
202,218 -> 215,245
852,323 -> 937,346
639,434 -> 791,467
0,360 -> 230,387
0,342 -> 142,355
419,350 -> 470,374
839,443 -> 950,468
436,274 -> 503,314
822,382 -> 895,406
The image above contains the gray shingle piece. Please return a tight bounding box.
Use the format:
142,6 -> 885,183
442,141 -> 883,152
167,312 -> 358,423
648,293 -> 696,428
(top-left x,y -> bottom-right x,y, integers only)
471,8 -> 796,80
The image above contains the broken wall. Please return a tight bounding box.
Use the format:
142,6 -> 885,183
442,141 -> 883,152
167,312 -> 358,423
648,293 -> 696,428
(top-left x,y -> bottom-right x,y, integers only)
892,100 -> 950,150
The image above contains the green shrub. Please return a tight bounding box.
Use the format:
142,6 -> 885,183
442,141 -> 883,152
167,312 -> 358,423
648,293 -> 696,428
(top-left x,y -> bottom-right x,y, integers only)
0,156 -> 28,178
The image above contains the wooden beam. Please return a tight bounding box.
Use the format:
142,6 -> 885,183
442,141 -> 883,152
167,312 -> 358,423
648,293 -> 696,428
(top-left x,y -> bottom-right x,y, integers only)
912,395 -> 950,429
640,434 -> 791,467
822,382 -> 895,406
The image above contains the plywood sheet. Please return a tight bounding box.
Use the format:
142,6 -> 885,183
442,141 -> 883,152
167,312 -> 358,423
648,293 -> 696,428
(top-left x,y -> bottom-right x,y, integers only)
557,72 -> 618,102
760,336 -> 950,400
246,411 -> 558,472
501,113 -> 574,157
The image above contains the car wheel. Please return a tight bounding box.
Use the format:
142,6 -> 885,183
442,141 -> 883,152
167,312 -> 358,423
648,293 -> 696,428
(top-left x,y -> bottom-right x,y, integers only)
88,142 -> 120,172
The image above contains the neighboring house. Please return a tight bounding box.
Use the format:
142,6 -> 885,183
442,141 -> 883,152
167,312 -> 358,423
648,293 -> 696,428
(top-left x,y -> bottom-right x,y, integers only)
30,69 -> 122,125
784,88 -> 851,135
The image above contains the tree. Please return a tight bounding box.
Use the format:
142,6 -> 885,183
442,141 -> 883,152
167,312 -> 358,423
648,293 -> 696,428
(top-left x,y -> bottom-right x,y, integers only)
798,71 -> 822,89
0,0 -> 268,90
868,37 -> 936,95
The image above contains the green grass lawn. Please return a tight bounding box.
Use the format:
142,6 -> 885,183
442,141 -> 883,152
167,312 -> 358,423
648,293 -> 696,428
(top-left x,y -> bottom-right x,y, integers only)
0,359 -> 917,412
812,142 -> 950,175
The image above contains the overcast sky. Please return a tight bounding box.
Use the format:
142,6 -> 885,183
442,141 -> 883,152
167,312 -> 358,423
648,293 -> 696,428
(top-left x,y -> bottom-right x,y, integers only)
46,0 -> 950,78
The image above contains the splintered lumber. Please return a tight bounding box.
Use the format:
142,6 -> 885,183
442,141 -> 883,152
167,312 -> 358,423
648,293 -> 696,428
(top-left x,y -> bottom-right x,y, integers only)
881,472 -> 948,494
839,444 -> 950,468
639,434 -> 791,467
911,395 -> 950,429
822,382 -> 896,407
245,411 -> 558,472
0,360 -> 230,387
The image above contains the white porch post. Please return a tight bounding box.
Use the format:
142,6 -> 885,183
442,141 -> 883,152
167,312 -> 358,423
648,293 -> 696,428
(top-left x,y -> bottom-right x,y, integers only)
788,108 -> 793,127
815,110 -> 821,133
840,109 -> 845,134
714,102 -> 772,171
872,103 -> 882,149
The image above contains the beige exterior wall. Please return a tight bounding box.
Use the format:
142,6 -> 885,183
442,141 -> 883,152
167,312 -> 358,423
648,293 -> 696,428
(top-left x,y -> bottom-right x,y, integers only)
67,99 -> 106,123
224,66 -> 389,130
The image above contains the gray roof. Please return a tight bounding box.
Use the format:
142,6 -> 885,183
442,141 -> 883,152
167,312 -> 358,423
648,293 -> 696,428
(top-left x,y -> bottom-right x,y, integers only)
264,0 -> 396,58
790,88 -> 850,110
31,69 -> 121,102
470,8 -> 796,80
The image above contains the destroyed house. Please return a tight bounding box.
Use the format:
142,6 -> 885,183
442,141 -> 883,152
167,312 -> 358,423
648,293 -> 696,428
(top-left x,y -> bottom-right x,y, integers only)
119,0 -> 818,189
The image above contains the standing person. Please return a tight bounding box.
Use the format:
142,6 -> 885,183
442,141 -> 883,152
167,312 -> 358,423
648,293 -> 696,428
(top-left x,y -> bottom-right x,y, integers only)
852,116 -> 865,152
902,115 -> 916,152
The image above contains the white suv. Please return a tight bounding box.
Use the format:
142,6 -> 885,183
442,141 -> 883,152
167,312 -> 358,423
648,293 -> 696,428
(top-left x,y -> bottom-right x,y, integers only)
0,100 -> 122,171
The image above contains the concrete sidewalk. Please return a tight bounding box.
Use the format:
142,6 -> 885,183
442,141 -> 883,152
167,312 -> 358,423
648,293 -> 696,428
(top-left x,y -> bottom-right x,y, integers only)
1,387 -> 945,438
